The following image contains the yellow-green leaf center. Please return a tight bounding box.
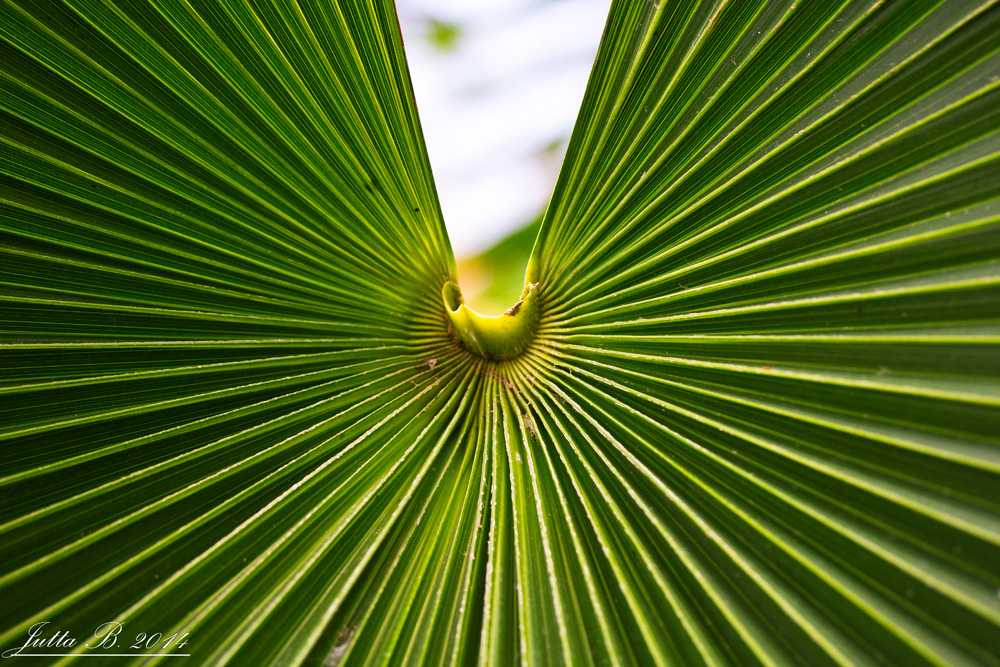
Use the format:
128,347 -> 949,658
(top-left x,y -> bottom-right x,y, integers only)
442,280 -> 540,361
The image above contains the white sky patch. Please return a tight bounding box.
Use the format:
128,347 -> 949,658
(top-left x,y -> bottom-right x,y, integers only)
397,0 -> 611,256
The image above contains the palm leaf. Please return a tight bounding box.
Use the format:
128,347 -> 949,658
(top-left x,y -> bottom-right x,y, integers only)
2,0 -> 999,665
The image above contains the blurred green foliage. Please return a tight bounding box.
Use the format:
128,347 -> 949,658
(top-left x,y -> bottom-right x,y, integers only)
458,217 -> 541,313
426,17 -> 462,52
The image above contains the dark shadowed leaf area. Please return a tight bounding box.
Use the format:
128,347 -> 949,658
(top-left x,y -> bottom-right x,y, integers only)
2,0 -> 1000,665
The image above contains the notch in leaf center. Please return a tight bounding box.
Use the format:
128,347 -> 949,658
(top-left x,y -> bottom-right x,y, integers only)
442,280 -> 540,361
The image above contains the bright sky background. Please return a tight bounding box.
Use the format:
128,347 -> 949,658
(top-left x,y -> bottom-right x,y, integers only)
396,0 -> 612,257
